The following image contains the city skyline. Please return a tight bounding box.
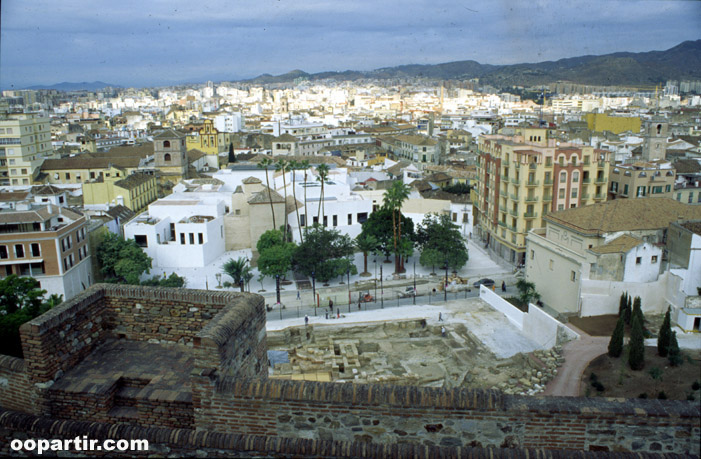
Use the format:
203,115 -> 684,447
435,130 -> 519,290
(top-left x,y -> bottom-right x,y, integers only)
1,0 -> 700,89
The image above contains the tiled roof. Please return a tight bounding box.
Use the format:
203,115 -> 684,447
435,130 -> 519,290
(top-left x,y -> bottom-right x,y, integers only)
41,155 -> 142,171
673,159 -> 701,174
114,173 -> 155,190
545,198 -> 701,235
32,184 -> 65,196
248,187 -> 285,204
0,191 -> 30,202
153,129 -> 185,140
589,234 -> 643,254
681,221 -> 701,235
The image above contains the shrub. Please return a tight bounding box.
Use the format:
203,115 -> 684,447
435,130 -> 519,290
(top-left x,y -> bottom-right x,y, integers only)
648,367 -> 663,380
589,373 -> 598,382
688,393 -> 696,401
657,391 -> 667,400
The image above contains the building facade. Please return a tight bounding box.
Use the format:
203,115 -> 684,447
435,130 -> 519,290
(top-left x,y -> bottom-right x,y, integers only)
608,160 -> 675,200
0,113 -> 52,186
475,127 -> 611,265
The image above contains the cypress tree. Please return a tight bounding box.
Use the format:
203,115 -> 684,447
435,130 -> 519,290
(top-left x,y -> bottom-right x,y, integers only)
628,313 -> 645,371
657,306 -> 672,357
608,315 -> 625,358
228,143 -> 236,163
624,294 -> 632,325
632,296 -> 643,326
618,292 -> 627,317
668,330 -> 682,367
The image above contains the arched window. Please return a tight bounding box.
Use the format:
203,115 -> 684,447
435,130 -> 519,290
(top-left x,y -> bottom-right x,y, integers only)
572,171 -> 579,182
163,140 -> 171,148
560,171 -> 567,182
656,124 -> 662,135
164,153 -> 171,162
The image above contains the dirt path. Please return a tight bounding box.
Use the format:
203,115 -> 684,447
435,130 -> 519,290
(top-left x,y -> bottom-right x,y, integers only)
543,324 -> 609,397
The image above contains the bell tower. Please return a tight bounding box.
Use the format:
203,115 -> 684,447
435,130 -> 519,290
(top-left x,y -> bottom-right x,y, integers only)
641,119 -> 668,161
153,129 -> 188,182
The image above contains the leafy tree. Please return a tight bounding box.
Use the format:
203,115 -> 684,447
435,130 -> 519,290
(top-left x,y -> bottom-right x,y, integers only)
0,275 -> 59,358
228,142 -> 236,163
667,331 -> 682,367
355,233 -> 378,276
608,315 -> 625,358
516,279 -> 541,308
292,225 -> 355,283
657,306 -> 672,357
383,180 -> 411,273
416,213 -> 468,272
441,182 -> 472,194
257,157 -> 276,230
256,229 -> 286,254
96,232 -> 152,284
358,207 -> 415,261
628,313 -> 645,371
258,242 -> 296,279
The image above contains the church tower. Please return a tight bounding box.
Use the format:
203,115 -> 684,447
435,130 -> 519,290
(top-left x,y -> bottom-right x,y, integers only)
153,129 -> 188,183
641,119 -> 668,161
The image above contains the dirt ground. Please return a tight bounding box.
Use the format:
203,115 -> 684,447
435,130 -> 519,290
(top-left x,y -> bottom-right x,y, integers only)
569,313 -> 666,337
580,346 -> 701,400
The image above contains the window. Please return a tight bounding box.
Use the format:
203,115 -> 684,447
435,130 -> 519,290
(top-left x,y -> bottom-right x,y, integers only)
357,212 -> 368,223
452,212 -> 457,222
559,171 -> 566,182
636,186 -> 645,197
689,192 -> 694,203
572,171 -> 579,182
623,184 -> 629,196
323,216 -> 328,227
676,192 -> 682,201
610,181 -> 618,193
189,233 -> 195,244
65,172 -> 70,180
636,257 -> 641,265
558,204 -> 564,211
651,255 -> 658,264
164,153 -> 171,162
348,214 -> 352,225
300,214 -> 306,227
235,209 -> 241,215
571,190 -> 578,199
571,271 -> 576,282
134,235 -> 148,247
558,188 -> 565,199
549,259 -> 554,270
30,243 -> 40,257
163,140 -> 171,148
530,250 -> 534,260
0,246 -> 7,259
15,244 -> 24,258
463,213 -> 468,223
198,233 -> 204,244
180,233 -> 185,244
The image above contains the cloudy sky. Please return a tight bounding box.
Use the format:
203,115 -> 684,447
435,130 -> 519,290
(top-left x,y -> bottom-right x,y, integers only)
1,0 -> 699,89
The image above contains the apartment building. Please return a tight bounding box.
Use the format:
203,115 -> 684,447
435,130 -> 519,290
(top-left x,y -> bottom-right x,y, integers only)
0,113 -> 53,186
0,203 -> 92,300
474,127 -> 611,265
83,171 -> 158,212
376,134 -> 440,164
608,160 -> 675,200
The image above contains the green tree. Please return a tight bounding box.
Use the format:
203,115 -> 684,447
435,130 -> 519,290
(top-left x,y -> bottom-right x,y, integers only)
441,182 -> 472,194
416,213 -> 468,272
618,292 -> 627,317
288,159 -> 304,242
228,142 -> 236,163
275,158 -> 290,235
256,229 -> 286,254
628,313 -> 645,371
292,225 -> 355,283
657,306 -> 672,357
96,232 -> 152,284
141,273 -> 186,288
355,233 -> 378,276
258,242 -> 296,279
257,157 -> 276,230
222,257 -> 254,292
632,296 -> 644,327
0,275 -> 59,357
667,331 -> 682,367
608,315 -> 625,358
358,207 -> 415,262
383,180 -> 411,273
315,163 -> 330,223
515,279 -> 541,308
624,294 -> 632,325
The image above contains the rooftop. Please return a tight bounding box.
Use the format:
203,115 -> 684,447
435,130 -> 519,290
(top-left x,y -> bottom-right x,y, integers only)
589,234 -> 643,254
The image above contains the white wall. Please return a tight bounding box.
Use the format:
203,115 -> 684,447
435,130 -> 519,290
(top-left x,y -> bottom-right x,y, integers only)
37,257 -> 93,302
480,285 -> 523,328
622,243 -> 662,282
579,272 -> 672,317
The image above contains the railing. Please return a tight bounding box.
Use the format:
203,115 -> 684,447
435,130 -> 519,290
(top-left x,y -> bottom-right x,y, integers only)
595,177 -> 607,184
509,193 -> 520,201
498,220 -> 507,228
524,195 -> 539,203
499,188 -> 508,197
510,177 -> 520,185
597,161 -> 606,168
523,212 -> 538,219
543,178 -> 553,185
542,195 -> 553,201
525,180 -> 539,187
582,178 -> 591,184
508,208 -> 519,217
594,193 -> 605,200
581,193 -> 590,200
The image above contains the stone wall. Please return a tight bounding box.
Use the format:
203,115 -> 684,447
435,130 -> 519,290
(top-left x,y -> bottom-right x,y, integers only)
194,378 -> 700,455
0,356 -> 34,414
19,287 -> 109,385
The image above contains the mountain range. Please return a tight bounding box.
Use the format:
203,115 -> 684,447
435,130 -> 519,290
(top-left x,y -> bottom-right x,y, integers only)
243,40 -> 701,88
25,81 -> 121,91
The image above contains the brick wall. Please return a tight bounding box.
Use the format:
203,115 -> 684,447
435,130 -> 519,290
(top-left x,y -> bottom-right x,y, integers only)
0,356 -> 35,414
194,378 -> 700,455
19,287 -> 108,385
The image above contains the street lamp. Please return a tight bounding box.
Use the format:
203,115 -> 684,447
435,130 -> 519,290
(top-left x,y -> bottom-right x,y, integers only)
275,274 -> 281,305
347,268 -> 351,313
312,271 -> 316,315
373,259 -> 377,302
380,264 -> 383,308
413,260 -> 416,305
444,259 -> 448,302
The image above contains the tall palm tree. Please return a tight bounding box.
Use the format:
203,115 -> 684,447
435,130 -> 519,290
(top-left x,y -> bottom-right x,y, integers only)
384,180 -> 410,274
257,157 -> 276,230
222,257 -> 253,292
275,158 -> 290,239
288,159 -> 304,243
355,234 -> 378,277
316,163 -> 330,226
300,160 -> 311,234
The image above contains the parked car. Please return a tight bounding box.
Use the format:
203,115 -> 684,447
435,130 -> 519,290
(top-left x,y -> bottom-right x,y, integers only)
473,278 -> 495,288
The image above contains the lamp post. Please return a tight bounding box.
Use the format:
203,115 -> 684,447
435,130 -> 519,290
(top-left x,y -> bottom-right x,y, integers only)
413,260 -> 416,305
347,268 -> 351,313
239,279 -> 244,293
275,274 -> 281,305
373,259 -> 377,302
444,259 -> 448,302
380,264 -> 383,308
312,271 -> 316,315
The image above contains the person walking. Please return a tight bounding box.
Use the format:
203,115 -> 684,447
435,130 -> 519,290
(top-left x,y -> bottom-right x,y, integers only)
501,281 -> 506,292
337,307 -> 340,319
304,315 -> 309,326
439,312 -> 443,321
297,290 -> 301,300
441,326 -> 446,337
329,299 -> 333,311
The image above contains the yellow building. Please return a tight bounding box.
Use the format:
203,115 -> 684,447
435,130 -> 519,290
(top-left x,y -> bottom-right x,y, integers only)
585,113 -> 641,134
83,172 -> 157,213
0,113 -> 53,186
185,119 -> 222,169
39,156 -> 142,185
475,127 -> 612,265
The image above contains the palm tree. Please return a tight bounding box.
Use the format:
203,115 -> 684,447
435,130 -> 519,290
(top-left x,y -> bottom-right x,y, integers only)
355,234 -> 378,277
316,163 -> 330,226
300,160 -> 311,234
222,257 -> 253,292
288,159 -> 304,243
275,158 -> 290,240
257,157 -> 276,230
384,180 -> 410,274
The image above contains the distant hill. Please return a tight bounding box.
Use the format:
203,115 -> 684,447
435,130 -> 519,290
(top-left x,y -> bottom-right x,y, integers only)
243,40 -> 701,88
25,81 -> 121,91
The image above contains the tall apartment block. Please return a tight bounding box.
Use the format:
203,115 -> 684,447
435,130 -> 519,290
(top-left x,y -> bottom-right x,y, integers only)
0,113 -> 52,186
0,204 -> 92,301
474,127 -> 611,265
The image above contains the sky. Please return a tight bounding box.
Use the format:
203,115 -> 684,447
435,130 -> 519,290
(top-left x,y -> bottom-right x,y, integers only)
1,0 -> 699,89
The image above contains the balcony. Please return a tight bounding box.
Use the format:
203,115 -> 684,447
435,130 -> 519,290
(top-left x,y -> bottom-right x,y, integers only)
543,178 -> 553,185
582,178 -> 591,184
510,177 -> 520,185
593,193 -> 605,200
509,193 -> 520,201
498,220 -> 507,228
507,223 -> 518,232
499,188 -> 508,197
542,194 -> 553,201
597,161 -> 606,168
524,195 -> 539,203
525,179 -> 540,187
595,176 -> 607,184
581,193 -> 590,200
524,212 -> 538,219
508,208 -> 519,217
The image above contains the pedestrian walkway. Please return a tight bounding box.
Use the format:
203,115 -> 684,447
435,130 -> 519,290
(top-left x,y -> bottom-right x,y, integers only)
543,324 -> 608,397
